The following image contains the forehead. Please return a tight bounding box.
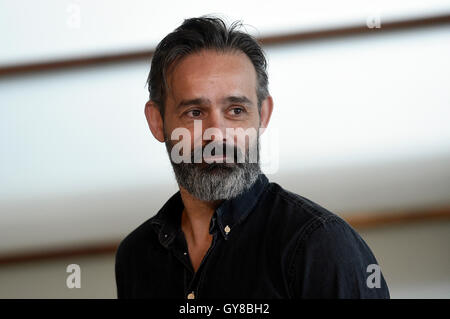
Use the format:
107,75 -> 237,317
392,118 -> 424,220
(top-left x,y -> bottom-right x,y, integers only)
166,49 -> 258,102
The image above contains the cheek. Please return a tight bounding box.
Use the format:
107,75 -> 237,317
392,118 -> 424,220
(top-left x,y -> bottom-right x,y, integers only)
163,114 -> 186,136
228,127 -> 259,151
163,120 -> 192,145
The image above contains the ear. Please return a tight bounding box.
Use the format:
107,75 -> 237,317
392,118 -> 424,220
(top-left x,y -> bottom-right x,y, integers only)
259,95 -> 274,134
144,100 -> 165,142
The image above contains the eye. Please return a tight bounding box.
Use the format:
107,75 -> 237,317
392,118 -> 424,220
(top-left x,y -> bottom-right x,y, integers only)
186,109 -> 202,118
229,107 -> 245,116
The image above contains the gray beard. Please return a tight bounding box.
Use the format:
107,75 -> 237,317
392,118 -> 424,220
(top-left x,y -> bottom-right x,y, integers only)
164,137 -> 261,201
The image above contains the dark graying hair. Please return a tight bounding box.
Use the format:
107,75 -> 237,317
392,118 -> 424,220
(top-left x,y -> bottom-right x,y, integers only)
147,16 -> 269,118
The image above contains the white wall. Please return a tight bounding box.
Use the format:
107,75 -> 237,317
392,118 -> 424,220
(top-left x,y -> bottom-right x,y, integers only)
2,0 -> 450,65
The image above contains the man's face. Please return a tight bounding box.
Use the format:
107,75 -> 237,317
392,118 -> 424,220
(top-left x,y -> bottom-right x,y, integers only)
164,49 -> 260,155
150,49 -> 269,201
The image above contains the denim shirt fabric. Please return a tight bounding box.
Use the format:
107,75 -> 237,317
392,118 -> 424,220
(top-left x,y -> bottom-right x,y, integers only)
115,174 -> 390,299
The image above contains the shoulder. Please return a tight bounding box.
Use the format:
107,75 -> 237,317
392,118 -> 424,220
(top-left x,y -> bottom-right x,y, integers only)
260,182 -> 390,296
262,181 -> 373,261
261,181 -> 348,236
287,214 -> 390,298
116,190 -> 182,261
115,214 -> 160,264
262,184 -> 390,298
257,181 -> 365,267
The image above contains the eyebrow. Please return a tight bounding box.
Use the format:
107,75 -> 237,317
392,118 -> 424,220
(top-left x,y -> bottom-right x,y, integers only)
177,98 -> 211,109
223,95 -> 254,106
177,95 -> 254,109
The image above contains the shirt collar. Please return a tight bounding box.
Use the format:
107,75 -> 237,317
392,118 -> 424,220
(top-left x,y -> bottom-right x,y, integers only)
149,174 -> 269,248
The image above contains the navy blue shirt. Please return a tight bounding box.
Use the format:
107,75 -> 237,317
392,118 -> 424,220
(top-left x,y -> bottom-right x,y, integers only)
115,174 -> 390,299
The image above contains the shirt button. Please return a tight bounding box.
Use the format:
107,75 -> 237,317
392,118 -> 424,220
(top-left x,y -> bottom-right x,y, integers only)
224,225 -> 231,234
187,292 -> 195,299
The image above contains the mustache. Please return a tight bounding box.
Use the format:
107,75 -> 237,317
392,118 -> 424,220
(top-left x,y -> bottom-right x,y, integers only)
165,136 -> 259,165
190,140 -> 245,163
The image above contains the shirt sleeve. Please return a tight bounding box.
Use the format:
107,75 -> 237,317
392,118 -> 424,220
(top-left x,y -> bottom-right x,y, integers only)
288,216 -> 390,299
115,239 -> 131,299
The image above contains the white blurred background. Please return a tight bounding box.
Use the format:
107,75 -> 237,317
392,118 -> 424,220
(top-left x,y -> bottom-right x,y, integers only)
0,0 -> 449,298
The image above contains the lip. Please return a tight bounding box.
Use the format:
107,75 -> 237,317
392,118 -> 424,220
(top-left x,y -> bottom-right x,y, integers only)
203,155 -> 233,162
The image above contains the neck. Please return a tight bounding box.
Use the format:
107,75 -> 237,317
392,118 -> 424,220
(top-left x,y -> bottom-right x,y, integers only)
179,186 -> 222,245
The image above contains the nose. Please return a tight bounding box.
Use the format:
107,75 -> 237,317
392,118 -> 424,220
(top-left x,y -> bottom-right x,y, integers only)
202,108 -> 227,142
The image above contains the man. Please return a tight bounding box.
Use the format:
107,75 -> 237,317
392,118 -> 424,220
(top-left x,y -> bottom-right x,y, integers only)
115,16 -> 390,299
